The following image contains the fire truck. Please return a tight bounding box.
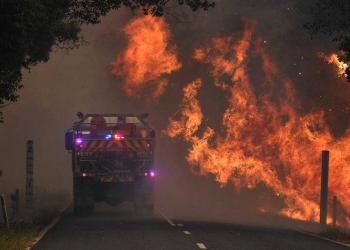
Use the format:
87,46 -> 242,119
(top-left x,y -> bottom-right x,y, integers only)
65,113 -> 155,215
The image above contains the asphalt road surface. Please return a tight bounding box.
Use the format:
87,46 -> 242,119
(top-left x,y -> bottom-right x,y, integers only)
31,203 -> 350,250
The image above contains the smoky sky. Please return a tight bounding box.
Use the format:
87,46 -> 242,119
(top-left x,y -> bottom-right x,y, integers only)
0,0 -> 349,225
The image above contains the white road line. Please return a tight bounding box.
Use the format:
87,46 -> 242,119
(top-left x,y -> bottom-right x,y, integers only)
177,223 -> 184,227
295,230 -> 350,248
154,205 -> 176,227
183,231 -> 191,235
197,243 -> 207,249
26,200 -> 72,249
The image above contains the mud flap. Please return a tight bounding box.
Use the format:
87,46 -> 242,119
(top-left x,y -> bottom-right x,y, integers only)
73,177 -> 95,215
134,179 -> 154,215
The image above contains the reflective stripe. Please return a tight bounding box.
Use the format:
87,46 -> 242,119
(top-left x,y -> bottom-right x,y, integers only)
116,140 -> 123,148
133,140 -> 140,147
107,140 -> 114,147
124,140 -> 132,147
76,139 -> 152,153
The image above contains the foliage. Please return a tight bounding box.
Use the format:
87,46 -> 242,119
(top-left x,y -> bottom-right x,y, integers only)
0,0 -> 215,123
304,0 -> 350,80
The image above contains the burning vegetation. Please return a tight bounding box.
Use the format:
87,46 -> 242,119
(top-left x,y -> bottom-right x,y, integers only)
112,16 -> 350,226
319,52 -> 349,78
111,15 -> 182,99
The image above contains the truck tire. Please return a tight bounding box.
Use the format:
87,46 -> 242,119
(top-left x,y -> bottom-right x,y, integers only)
73,177 -> 95,215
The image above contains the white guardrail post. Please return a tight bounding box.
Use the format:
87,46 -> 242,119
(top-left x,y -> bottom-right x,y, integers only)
0,195 -> 9,228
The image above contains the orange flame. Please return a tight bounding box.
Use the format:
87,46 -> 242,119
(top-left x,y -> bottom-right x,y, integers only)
319,52 -> 349,77
164,18 -> 350,225
111,15 -> 182,99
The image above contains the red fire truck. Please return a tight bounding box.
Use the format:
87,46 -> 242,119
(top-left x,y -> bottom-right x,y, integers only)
65,113 -> 155,215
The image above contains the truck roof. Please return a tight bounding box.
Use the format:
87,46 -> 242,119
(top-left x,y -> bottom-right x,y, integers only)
73,113 -> 151,132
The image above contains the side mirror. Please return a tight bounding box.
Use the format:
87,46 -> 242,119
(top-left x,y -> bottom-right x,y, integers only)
65,132 -> 75,150
141,113 -> 149,119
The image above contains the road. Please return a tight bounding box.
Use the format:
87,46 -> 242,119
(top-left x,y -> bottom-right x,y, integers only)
31,203 -> 350,250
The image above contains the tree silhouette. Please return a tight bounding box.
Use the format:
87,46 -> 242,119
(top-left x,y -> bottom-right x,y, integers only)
0,0 -> 215,123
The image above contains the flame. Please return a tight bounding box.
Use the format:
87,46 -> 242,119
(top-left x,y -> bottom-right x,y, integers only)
164,18 -> 350,225
111,15 -> 182,98
319,52 -> 349,77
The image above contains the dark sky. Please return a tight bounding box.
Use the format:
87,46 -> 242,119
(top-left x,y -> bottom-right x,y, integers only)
0,0 -> 349,224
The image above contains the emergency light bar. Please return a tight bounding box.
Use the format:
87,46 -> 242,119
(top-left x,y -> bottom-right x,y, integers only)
114,134 -> 124,140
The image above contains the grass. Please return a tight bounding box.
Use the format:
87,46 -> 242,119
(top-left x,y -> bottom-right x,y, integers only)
0,188 -> 72,250
0,225 -> 38,250
319,226 -> 350,245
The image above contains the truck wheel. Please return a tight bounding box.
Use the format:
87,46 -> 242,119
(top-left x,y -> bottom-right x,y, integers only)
73,177 -> 95,215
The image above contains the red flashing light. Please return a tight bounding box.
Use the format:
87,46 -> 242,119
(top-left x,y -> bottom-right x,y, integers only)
82,173 -> 87,177
114,134 -> 124,140
144,172 -> 148,177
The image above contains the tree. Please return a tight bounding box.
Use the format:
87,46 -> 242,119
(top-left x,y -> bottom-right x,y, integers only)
304,0 -> 350,80
0,0 -> 215,123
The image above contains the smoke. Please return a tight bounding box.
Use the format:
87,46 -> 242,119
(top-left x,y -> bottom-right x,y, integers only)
156,0 -> 350,227
0,1 -> 350,229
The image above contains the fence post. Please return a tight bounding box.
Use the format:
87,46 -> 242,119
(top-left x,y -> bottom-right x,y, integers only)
1,195 -> 9,228
10,189 -> 19,221
320,150 -> 329,229
333,196 -> 337,227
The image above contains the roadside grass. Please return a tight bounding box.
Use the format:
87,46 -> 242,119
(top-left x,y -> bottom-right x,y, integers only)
319,226 -> 350,245
0,188 -> 72,250
0,225 -> 38,250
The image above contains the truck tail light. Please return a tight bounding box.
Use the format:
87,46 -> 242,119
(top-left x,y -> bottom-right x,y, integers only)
143,171 -> 155,177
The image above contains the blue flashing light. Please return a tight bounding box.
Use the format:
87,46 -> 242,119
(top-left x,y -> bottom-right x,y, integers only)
105,134 -> 112,139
